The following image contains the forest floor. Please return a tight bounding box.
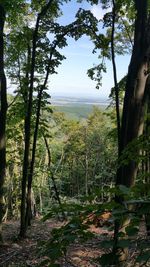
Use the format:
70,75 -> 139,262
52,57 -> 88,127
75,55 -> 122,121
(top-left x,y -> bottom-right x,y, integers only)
0,217 -> 113,267
0,217 -> 148,267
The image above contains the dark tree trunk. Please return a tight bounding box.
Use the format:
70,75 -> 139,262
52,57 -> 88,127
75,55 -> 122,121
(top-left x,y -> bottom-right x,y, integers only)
44,136 -> 62,206
113,0 -> 150,264
25,89 -> 43,227
20,16 -> 40,238
117,0 -> 149,186
0,4 -> 7,242
20,0 -> 54,237
111,0 -> 121,153
144,93 -> 150,236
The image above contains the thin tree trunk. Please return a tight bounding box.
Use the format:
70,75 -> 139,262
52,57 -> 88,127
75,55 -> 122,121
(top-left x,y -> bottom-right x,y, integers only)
39,189 -> 43,213
20,16 -> 40,238
85,153 -> 88,196
144,94 -> 150,236
20,0 -> 54,238
111,0 -> 121,153
44,136 -> 62,206
84,126 -> 88,196
25,89 -> 43,227
25,0 -> 64,229
24,3 -> 92,228
0,4 -> 7,242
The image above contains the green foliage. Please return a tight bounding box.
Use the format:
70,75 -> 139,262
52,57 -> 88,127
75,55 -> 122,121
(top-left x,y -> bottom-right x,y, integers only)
87,0 -> 134,90
40,208 -> 95,265
4,1 -> 150,266
52,104 -> 106,120
118,134 -> 150,168
125,225 -> 138,236
98,253 -> 113,266
109,75 -> 127,106
136,252 -> 150,263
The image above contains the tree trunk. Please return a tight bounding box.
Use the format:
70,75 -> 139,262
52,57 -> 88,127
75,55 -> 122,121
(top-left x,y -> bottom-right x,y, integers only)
84,126 -> 88,196
0,4 -> 7,243
39,189 -> 43,213
85,151 -> 88,196
20,1 -> 55,236
25,89 -> 42,227
144,94 -> 150,236
111,0 -> 121,153
44,136 -> 65,219
113,0 -> 150,264
20,16 -> 40,238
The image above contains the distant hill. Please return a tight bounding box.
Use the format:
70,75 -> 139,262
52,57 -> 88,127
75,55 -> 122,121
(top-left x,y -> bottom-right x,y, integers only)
7,93 -> 109,120
51,96 -> 109,120
50,96 -> 109,106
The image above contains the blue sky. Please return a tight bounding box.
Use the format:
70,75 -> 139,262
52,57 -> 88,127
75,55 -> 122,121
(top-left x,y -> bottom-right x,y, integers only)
49,1 -> 131,100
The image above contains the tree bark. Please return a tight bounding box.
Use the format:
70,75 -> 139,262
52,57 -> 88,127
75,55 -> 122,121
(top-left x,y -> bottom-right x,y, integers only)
0,4 -> 7,242
20,15 -> 40,238
25,88 -> 43,227
113,0 -> 150,264
117,0 -> 149,187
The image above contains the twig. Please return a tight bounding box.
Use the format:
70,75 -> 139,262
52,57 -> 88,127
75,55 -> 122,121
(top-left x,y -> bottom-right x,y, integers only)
7,93 -> 19,109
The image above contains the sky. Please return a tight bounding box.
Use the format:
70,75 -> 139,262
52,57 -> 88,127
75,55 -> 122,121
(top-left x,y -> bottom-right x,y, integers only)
49,1 -> 131,100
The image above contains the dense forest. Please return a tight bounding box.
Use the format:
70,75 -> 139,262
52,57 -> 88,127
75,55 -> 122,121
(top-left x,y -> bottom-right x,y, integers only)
1,0 -> 150,266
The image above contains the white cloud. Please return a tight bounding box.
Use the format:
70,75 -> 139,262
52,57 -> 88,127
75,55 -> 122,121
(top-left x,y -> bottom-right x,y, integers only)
91,5 -> 111,20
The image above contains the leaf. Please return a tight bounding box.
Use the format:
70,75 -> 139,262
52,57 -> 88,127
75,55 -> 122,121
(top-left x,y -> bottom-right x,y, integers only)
139,242 -> 150,249
125,226 -> 139,236
99,253 -> 115,266
69,223 -> 78,229
64,234 -> 76,242
42,211 -> 54,221
101,240 -> 114,248
118,185 -> 130,195
117,232 -> 126,238
138,204 -> 150,215
136,252 -> 150,263
117,239 -> 130,248
48,246 -> 62,261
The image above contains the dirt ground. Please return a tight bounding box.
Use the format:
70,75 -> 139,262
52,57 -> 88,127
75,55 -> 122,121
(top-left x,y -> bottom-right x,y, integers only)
0,218 -> 148,267
0,218 -> 114,267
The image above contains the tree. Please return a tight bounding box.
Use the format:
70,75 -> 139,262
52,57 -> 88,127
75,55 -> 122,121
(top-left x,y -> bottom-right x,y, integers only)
19,0 -> 59,238
0,3 -> 7,242
112,0 -> 150,264
82,0 -> 150,264
0,0 -> 26,242
55,107 -> 116,199
5,0 -> 99,237
87,0 -> 133,155
110,0 -> 121,151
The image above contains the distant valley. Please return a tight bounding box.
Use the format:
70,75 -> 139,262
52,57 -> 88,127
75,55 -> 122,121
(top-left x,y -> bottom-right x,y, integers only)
50,95 -> 109,106
50,96 -> 110,120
